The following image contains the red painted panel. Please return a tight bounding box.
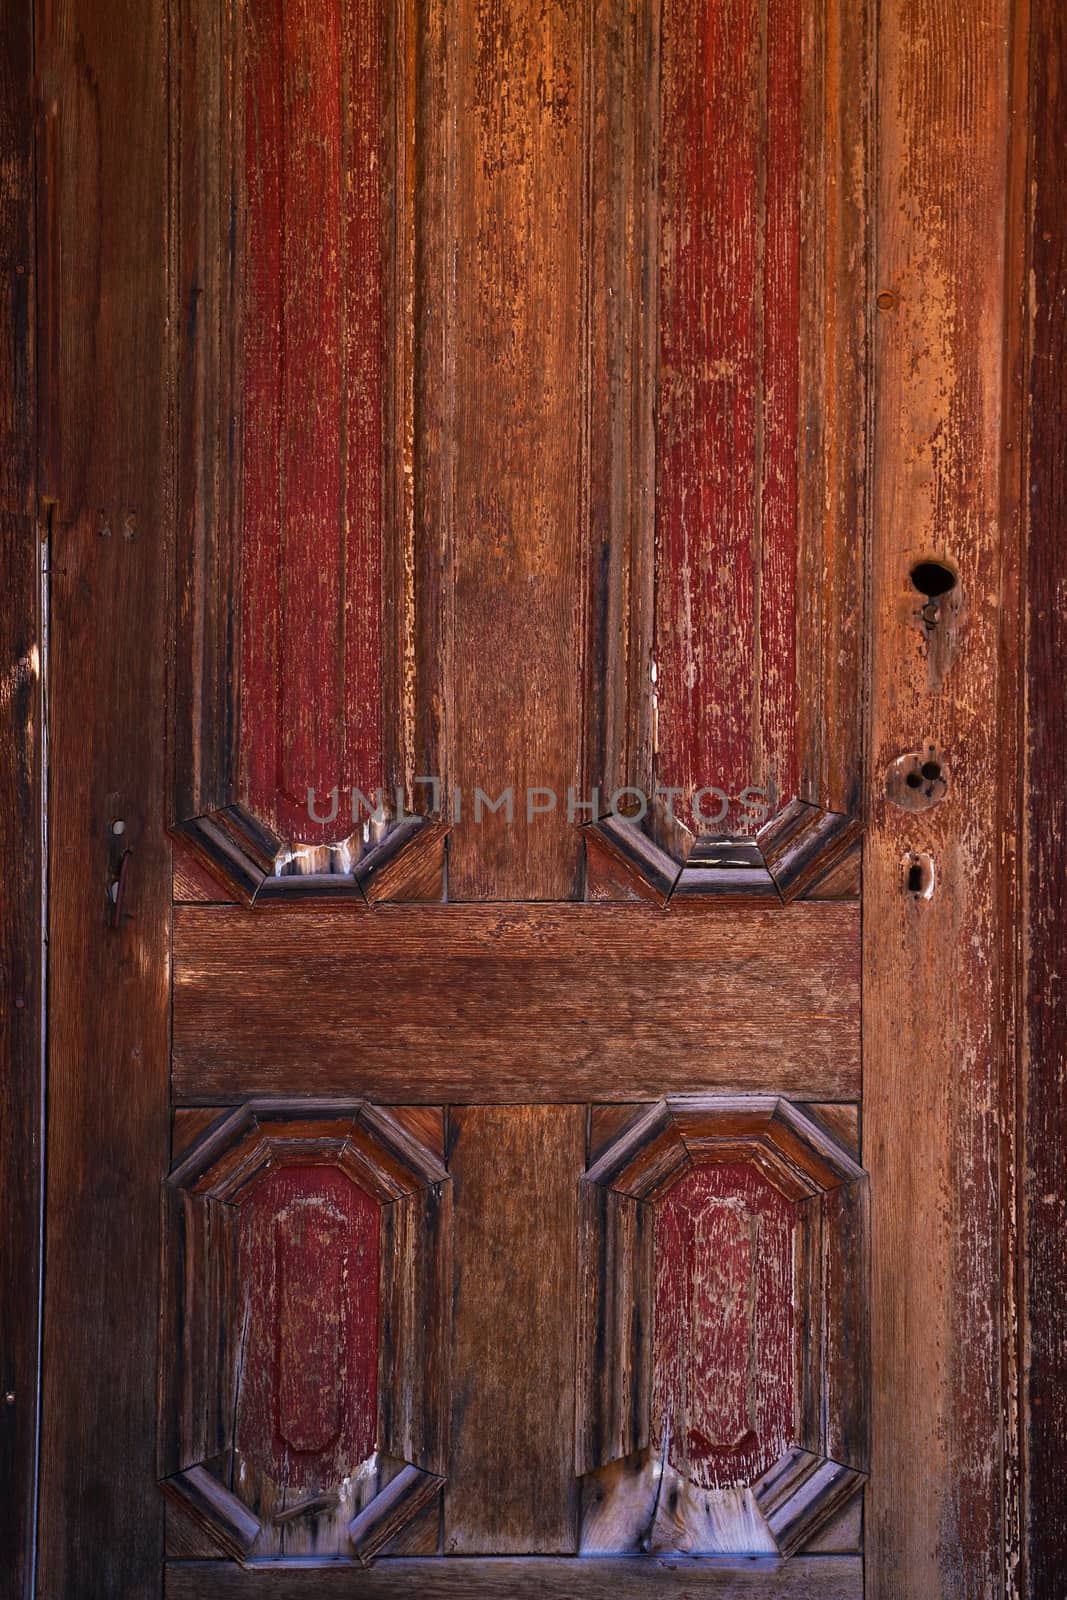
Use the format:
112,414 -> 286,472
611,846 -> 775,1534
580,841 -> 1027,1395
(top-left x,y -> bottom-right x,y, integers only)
652,1162 -> 794,1490
655,0 -> 801,829
240,0 -> 385,843
236,1165 -> 379,1491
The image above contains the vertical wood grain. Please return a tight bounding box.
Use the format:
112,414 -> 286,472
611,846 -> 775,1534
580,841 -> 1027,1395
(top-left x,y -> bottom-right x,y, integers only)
1021,0 -> 1067,1586
427,0 -> 585,900
865,0 -> 1021,1593
582,0 -> 659,814
795,0 -> 869,819
575,1181 -> 653,1476
35,0 -> 171,1592
655,0 -> 801,829
239,0 -> 385,843
0,3 -> 39,1591
175,0 -> 411,850
172,0 -> 240,826
445,1105 -> 584,1553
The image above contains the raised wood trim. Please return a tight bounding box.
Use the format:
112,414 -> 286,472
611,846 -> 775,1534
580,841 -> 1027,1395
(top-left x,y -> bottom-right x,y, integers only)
577,1097 -> 869,1555
348,1465 -> 445,1567
161,1102 -> 452,1565
585,802 -> 862,907
172,902 -> 861,1103
754,1451 -> 866,1560
174,807 -> 447,908
164,1555 -> 864,1597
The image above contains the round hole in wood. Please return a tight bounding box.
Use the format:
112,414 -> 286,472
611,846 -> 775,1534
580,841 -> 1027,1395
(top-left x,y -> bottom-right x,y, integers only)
910,559 -> 958,599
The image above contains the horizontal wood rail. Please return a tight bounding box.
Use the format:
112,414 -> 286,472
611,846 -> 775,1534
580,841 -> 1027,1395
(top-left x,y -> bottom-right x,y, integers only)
173,902 -> 859,1103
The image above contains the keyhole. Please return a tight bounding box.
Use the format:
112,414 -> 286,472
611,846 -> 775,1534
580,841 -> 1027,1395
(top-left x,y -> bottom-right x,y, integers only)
910,560 -> 958,630
910,560 -> 957,599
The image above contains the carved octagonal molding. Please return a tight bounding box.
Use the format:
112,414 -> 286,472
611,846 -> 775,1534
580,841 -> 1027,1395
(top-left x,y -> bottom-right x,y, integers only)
576,1095 -> 869,1556
159,1101 -> 451,1565
584,799 -> 862,907
172,806 -> 450,908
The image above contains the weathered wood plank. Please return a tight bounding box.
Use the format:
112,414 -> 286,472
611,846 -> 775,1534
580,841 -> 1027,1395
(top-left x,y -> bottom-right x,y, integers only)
172,902 -> 860,1102
445,1107 -> 583,1553
1022,0 -> 1067,1586
35,0 -> 172,1591
587,0 -> 867,852
795,0 -> 869,820
378,1180 -> 452,1477
576,1184 -> 653,1475
172,0 -> 240,828
0,0 -> 39,1586
428,0 -> 585,900
164,1554 -> 864,1598
865,0 -> 1021,1593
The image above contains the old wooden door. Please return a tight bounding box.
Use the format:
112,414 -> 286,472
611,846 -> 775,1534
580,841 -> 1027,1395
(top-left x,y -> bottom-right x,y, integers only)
4,0 -> 1055,1593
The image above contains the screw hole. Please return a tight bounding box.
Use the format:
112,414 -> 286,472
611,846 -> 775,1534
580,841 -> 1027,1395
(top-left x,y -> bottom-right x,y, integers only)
905,772 -> 923,789
910,560 -> 957,599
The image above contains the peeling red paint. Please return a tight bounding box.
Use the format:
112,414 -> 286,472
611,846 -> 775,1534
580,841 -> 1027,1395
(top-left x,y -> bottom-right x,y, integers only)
236,1165 -> 379,1491
656,0 -> 800,822
240,0 -> 385,842
652,1161 -> 794,1490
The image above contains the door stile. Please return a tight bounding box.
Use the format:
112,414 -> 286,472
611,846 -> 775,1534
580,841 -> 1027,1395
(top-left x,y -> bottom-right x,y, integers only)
33,0 -> 173,1594
1020,0 -> 1067,1589
0,2 -> 42,1594
866,0 -> 1029,1595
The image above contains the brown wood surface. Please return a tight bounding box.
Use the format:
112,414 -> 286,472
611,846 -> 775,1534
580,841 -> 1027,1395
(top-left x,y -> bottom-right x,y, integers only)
0,1 -> 39,1592
794,0 -> 869,822
445,1106 -> 583,1554
424,0 -> 584,901
576,1183 -> 653,1477
172,902 -> 860,1102
164,1555 -> 863,1598
581,0 -> 658,821
1022,0 -> 1067,1588
865,0 -> 1024,1594
35,0 -> 172,1594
